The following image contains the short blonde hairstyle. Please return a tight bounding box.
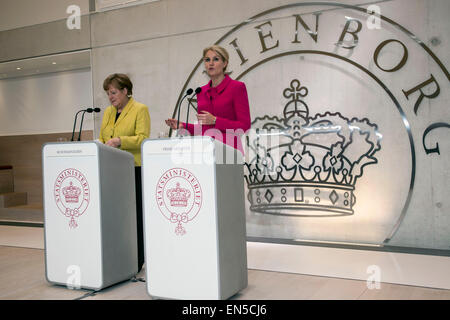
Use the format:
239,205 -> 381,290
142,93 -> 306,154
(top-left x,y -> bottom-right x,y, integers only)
103,73 -> 133,95
203,45 -> 229,71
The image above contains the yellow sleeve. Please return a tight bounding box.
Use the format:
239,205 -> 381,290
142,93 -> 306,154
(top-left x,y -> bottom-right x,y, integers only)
98,107 -> 112,144
120,105 -> 151,150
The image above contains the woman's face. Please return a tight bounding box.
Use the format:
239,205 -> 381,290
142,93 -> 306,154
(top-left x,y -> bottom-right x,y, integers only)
204,50 -> 227,79
106,84 -> 128,109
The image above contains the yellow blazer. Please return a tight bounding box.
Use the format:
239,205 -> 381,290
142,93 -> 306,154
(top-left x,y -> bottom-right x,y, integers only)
99,97 -> 150,166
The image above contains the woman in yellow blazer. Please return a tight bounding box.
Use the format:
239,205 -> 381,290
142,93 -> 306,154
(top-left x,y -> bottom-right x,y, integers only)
99,74 -> 150,166
100,73 -> 150,273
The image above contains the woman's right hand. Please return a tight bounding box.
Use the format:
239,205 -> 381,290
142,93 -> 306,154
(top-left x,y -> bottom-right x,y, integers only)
165,118 -> 184,130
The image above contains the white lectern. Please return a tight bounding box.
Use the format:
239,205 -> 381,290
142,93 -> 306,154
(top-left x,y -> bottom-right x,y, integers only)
42,141 -> 138,290
142,136 -> 248,300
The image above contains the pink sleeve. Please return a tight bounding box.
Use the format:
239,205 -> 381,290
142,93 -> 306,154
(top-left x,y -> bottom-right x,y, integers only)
184,122 -> 199,135
214,82 -> 251,132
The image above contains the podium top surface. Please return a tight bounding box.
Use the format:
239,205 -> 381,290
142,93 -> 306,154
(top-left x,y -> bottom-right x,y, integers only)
142,136 -> 214,152
42,141 -> 134,161
142,136 -> 243,165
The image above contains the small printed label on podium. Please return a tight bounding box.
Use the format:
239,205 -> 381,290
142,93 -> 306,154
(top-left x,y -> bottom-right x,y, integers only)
45,143 -> 97,157
155,168 -> 203,235
144,139 -> 215,165
145,139 -> 214,155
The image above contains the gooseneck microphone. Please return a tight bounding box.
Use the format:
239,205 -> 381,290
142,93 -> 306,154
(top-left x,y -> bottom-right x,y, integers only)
76,107 -> 101,141
176,88 -> 193,135
186,87 -> 202,128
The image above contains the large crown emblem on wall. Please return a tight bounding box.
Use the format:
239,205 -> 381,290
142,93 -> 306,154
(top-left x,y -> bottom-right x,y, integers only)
244,79 -> 382,216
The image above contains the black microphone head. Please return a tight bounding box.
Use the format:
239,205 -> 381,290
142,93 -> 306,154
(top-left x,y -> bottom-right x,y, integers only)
86,108 -> 94,113
94,107 -> 101,112
195,87 -> 202,94
186,88 -> 193,95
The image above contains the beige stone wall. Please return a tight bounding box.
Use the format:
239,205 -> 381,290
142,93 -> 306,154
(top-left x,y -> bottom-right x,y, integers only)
0,0 -> 448,250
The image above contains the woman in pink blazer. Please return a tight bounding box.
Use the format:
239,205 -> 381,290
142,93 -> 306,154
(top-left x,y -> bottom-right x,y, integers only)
166,45 -> 251,152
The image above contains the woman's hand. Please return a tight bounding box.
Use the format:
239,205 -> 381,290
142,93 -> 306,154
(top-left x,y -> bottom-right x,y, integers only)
106,137 -> 121,148
165,119 -> 184,129
197,111 -> 216,125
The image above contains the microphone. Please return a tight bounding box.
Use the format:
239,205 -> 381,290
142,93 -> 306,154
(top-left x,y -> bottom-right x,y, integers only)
77,107 -> 101,141
86,107 -> 101,113
176,88 -> 193,136
186,87 -> 201,127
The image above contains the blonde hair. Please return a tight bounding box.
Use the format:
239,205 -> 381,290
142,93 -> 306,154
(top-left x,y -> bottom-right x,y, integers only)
203,45 -> 229,72
103,73 -> 133,95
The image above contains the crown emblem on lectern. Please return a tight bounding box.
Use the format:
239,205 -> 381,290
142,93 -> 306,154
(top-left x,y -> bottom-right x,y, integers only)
156,168 -> 203,236
62,181 -> 81,203
54,168 -> 90,229
244,79 -> 382,216
167,182 -> 191,207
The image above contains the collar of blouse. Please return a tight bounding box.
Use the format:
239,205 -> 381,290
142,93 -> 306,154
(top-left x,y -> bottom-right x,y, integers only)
207,74 -> 231,96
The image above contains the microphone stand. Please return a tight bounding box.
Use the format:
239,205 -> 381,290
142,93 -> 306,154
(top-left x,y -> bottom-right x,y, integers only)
186,96 -> 192,130
186,87 -> 201,130
176,88 -> 193,137
77,108 -> 101,141
71,110 -> 84,141
77,110 -> 88,141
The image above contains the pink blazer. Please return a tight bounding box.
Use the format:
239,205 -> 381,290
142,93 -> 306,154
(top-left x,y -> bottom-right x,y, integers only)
185,75 -> 251,152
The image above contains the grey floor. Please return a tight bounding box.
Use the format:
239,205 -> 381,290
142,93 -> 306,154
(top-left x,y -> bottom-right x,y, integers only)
1,226 -> 450,300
